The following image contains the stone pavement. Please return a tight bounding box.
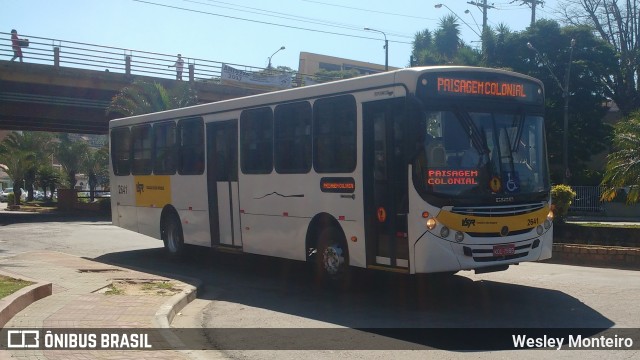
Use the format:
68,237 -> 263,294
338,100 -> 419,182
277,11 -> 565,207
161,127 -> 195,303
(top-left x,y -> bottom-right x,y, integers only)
0,250 -> 208,360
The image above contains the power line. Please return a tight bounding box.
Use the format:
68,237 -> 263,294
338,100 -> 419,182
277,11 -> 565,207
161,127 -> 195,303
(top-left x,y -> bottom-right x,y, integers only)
132,0 -> 413,45
301,0 -> 438,22
191,0 -> 413,39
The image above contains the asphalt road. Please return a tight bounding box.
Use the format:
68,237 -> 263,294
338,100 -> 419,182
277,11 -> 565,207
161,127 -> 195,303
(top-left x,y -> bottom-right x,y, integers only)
0,210 -> 638,359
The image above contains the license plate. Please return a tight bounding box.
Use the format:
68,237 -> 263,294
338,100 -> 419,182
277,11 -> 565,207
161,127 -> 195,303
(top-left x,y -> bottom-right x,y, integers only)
493,244 -> 515,257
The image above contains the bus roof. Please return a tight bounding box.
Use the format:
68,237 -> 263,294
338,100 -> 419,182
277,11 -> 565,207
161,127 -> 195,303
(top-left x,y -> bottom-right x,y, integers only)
109,66 -> 542,129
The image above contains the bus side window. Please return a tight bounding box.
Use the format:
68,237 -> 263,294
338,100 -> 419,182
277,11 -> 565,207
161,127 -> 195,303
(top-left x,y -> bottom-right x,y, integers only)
313,95 -> 356,173
111,127 -> 131,176
241,107 -> 273,174
153,121 -> 177,175
274,101 -> 312,174
177,117 -> 204,175
131,124 -> 153,175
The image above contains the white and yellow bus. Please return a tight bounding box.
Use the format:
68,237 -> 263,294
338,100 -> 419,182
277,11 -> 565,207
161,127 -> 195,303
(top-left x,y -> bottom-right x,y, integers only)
109,66 -> 553,280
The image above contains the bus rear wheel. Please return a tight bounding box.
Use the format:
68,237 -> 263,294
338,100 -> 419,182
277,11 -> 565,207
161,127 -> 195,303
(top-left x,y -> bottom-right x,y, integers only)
162,214 -> 184,258
315,227 -> 349,282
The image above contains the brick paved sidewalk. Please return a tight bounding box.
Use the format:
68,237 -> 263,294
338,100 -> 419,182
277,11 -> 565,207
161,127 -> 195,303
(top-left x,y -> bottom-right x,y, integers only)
0,251 -> 196,359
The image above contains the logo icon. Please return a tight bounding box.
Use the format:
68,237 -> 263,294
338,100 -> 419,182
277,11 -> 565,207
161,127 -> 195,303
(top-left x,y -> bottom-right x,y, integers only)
136,182 -> 144,194
462,218 -> 476,227
7,330 -> 40,348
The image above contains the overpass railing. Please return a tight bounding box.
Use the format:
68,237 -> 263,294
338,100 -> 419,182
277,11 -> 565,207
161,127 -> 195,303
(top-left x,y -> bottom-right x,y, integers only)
0,32 -> 270,82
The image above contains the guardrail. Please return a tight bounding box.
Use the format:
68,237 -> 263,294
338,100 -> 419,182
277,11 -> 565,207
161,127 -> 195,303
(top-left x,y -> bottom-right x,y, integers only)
76,190 -> 110,201
0,32 -> 272,82
569,186 -> 605,213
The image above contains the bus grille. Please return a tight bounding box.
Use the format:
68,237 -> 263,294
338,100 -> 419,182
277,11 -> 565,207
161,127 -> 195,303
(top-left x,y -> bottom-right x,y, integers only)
450,203 -> 545,217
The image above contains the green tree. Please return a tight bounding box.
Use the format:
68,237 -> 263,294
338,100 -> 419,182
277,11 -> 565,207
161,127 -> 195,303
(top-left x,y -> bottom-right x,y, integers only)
0,132 -> 54,205
81,146 -> 109,202
600,111 -> 640,204
0,149 -> 33,206
310,68 -> 361,84
434,15 -> 462,61
55,134 -> 89,189
106,79 -> 198,117
36,164 -> 62,201
411,15 -> 481,66
559,0 -> 640,116
487,20 -> 616,183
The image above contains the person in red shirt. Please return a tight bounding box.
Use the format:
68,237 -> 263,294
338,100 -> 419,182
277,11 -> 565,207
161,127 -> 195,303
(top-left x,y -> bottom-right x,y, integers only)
10,29 -> 23,62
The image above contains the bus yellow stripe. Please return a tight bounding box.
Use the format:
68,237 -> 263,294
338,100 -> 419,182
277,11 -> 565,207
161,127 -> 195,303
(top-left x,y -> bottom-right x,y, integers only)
436,206 -> 549,233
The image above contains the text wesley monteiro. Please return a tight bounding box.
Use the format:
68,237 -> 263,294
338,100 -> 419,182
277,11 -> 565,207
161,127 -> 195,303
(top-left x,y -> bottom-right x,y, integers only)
512,334 -> 634,350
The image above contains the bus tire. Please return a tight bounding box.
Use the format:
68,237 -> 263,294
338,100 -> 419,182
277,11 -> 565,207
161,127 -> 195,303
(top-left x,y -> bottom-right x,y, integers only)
315,227 -> 350,283
162,213 -> 184,258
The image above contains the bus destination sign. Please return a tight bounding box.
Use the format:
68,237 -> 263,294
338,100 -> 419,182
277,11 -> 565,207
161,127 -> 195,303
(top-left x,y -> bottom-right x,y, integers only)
418,72 -> 543,104
437,78 -> 527,98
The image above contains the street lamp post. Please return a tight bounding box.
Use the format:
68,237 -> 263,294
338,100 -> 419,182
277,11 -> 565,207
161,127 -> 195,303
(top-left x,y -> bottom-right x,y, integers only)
434,4 -> 481,38
364,27 -> 388,71
464,9 -> 482,36
267,46 -> 285,69
527,39 -> 576,184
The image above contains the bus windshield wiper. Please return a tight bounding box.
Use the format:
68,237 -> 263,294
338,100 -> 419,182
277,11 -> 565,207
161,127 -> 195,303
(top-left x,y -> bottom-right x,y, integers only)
453,109 -> 489,156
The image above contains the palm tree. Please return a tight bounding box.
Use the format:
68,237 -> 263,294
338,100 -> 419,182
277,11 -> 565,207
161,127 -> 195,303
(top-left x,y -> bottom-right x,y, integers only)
55,134 -> 89,189
434,15 -> 462,61
36,165 -> 62,201
601,111 -> 640,204
81,146 -> 109,201
0,131 -> 52,204
0,149 -> 34,206
106,79 -> 198,117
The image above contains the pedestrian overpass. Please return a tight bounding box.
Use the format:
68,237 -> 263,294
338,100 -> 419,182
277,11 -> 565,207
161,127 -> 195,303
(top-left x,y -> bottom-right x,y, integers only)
0,32 -> 272,134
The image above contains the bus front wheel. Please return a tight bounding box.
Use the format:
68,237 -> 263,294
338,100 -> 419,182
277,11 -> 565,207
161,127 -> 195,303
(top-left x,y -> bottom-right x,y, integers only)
162,214 -> 184,258
315,227 -> 349,281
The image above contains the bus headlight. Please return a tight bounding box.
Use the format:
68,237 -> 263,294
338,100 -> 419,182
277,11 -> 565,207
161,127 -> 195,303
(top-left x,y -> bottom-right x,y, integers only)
547,210 -> 554,222
454,231 -> 465,242
544,219 -> 552,229
440,226 -> 450,238
536,225 -> 544,235
426,218 -> 437,230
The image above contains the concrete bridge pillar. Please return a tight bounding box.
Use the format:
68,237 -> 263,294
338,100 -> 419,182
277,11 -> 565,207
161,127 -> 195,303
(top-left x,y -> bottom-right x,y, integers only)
54,47 -> 60,68
125,55 -> 131,75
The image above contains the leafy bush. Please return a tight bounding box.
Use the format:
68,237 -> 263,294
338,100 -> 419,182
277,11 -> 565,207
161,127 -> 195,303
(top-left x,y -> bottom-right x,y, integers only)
551,184 -> 577,223
98,197 -> 111,212
7,193 -> 15,206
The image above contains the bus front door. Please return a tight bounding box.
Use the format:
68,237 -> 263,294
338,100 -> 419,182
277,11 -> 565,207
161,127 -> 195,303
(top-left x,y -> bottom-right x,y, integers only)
363,98 -> 409,270
206,120 -> 242,248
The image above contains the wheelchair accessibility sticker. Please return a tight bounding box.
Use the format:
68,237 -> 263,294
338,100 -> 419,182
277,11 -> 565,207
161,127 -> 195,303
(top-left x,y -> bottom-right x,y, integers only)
502,171 -> 520,193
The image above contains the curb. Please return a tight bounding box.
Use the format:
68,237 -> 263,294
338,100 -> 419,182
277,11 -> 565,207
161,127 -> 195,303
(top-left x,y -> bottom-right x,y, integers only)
86,256 -> 204,328
543,243 -> 640,270
0,271 -> 52,328
154,281 -> 200,328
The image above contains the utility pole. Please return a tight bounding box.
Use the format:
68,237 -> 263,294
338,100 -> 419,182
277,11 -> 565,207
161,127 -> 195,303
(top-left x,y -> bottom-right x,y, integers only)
467,0 -> 495,34
514,0 -> 544,26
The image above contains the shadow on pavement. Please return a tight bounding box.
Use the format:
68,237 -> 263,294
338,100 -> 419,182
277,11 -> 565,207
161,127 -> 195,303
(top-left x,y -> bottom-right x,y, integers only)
92,245 -> 615,350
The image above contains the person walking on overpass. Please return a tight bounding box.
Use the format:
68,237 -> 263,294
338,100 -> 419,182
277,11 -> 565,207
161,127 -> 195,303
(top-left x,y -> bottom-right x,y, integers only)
168,54 -> 184,80
10,29 -> 24,62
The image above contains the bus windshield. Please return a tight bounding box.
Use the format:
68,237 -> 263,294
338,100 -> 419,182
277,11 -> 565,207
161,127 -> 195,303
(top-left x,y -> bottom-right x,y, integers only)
413,109 -> 549,202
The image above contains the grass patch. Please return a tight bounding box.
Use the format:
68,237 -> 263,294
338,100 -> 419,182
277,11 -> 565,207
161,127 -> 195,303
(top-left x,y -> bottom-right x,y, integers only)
103,283 -> 125,295
100,280 -> 181,296
0,275 -> 34,299
140,281 -> 180,295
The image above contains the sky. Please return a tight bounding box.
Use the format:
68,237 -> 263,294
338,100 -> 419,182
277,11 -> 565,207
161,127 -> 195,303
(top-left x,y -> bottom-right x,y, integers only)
2,0 -> 565,73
